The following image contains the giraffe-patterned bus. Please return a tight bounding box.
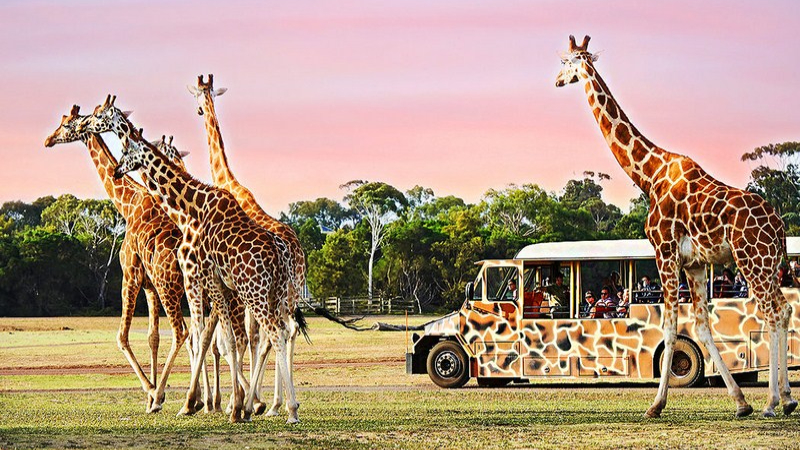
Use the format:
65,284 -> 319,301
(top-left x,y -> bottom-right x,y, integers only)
407,238 -> 800,389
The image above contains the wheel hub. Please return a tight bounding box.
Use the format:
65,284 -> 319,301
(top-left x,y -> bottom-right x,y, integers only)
671,350 -> 691,378
435,351 -> 460,377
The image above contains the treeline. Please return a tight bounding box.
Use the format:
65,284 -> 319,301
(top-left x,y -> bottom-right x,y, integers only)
1,142 -> 797,316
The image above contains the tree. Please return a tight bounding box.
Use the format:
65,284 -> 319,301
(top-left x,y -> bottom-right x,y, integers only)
430,206 -> 486,309
612,193 -> 649,239
481,184 -> 553,240
306,228 -> 368,299
341,180 -> 407,298
41,195 -> 125,309
741,142 -> 800,235
559,172 -> 621,234
381,219 -> 443,312
283,197 -> 354,231
297,218 -> 326,253
0,196 -> 56,233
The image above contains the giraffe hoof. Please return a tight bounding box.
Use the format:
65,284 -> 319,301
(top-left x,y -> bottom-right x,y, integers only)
265,406 -> 281,417
783,401 -> 798,416
147,403 -> 163,414
644,408 -> 661,419
253,402 -> 267,416
194,400 -> 205,412
286,416 -> 300,424
177,405 -> 197,417
733,405 -> 753,418
229,412 -> 245,424
243,411 -> 253,422
762,409 -> 776,418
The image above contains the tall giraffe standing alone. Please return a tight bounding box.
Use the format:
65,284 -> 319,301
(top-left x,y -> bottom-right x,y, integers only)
188,74 -> 307,418
555,35 -> 796,418
45,104 -> 189,414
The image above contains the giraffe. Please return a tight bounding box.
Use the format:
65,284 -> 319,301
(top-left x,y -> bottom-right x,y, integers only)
188,74 -> 308,418
555,35 -> 797,418
75,96 -> 251,414
81,100 -> 303,423
44,105 -> 189,414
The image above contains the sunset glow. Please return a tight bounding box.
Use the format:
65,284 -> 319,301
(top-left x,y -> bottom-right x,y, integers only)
2,0 -> 799,214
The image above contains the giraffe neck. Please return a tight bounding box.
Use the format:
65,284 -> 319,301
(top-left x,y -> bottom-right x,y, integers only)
201,95 -> 236,188
580,60 -> 670,194
85,134 -> 143,220
139,147 -> 211,232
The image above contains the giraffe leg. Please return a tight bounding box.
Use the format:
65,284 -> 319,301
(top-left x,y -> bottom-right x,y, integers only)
147,275 -> 190,414
685,267 -> 751,417
274,331 -> 299,424
209,327 -> 223,413
283,323 -> 300,423
246,309 -> 268,415
177,274 -> 210,417
244,329 -> 273,421
646,257 -> 681,419
116,259 -> 155,405
764,323 -> 781,417
779,307 -> 797,415
142,284 -> 161,412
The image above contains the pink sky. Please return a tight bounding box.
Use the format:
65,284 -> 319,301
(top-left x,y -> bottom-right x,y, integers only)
2,0 -> 798,215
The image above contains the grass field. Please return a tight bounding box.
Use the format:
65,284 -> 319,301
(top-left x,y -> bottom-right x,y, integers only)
2,316 -> 800,449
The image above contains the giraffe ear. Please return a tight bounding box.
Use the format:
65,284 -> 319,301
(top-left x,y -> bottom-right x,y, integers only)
178,150 -> 190,158
187,85 -> 199,95
123,110 -> 133,118
214,87 -> 227,97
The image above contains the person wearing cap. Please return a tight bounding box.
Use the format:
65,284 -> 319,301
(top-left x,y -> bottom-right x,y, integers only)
544,272 -> 569,313
582,290 -> 596,318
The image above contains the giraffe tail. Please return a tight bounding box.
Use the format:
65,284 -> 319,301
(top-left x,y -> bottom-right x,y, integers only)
294,307 -> 311,344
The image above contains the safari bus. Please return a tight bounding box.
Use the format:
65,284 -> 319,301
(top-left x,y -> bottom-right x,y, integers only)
406,238 -> 800,388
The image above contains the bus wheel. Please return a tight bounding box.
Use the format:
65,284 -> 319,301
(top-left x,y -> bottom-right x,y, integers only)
476,377 -> 512,388
427,341 -> 470,389
661,338 -> 703,388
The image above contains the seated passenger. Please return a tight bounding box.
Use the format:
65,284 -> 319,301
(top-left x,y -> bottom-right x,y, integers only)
506,280 -> 518,300
544,272 -> 569,313
713,269 -> 736,297
594,286 -> 618,318
635,275 -> 661,303
779,264 -> 796,288
734,272 -> 748,298
582,290 -> 596,318
616,289 -> 630,318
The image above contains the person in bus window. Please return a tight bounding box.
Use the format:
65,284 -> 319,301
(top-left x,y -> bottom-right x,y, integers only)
603,271 -> 624,297
635,275 -> 661,303
714,269 -> 736,297
544,272 -> 569,312
778,264 -> 795,288
582,290 -> 596,318
734,271 -> 748,298
616,289 -> 630,318
595,287 -> 618,318
506,279 -> 518,300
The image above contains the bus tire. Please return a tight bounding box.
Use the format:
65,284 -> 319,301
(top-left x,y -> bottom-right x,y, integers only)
660,338 -> 704,388
476,377 -> 512,388
427,341 -> 470,389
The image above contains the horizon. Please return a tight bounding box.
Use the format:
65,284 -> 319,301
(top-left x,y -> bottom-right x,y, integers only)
2,0 -> 798,216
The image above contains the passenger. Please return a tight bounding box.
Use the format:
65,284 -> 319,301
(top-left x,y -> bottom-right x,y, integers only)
734,272 -> 748,298
604,271 -> 624,296
678,273 -> 691,302
506,279 -> 518,300
636,275 -> 661,303
545,272 -> 569,312
778,264 -> 795,288
616,289 -> 630,318
714,269 -> 736,297
582,290 -> 596,318
595,286 -> 618,318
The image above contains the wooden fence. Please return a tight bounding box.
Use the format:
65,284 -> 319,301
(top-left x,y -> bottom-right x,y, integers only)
319,296 -> 418,315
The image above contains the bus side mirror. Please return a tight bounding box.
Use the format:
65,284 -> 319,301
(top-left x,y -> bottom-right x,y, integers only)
465,282 -> 474,301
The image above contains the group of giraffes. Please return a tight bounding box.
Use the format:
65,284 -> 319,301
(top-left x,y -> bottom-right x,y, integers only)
45,75 -> 304,424
42,35 -> 797,422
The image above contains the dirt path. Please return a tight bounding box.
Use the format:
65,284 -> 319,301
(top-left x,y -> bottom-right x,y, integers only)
0,357 -> 405,376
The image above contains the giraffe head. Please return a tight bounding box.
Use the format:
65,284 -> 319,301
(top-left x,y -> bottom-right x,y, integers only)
45,105 -> 90,147
187,74 -> 227,116
114,133 -> 153,179
79,95 -> 136,139
555,35 -> 598,87
152,134 -> 190,171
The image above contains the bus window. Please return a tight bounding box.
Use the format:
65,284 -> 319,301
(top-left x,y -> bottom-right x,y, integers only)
540,264 -> 571,318
711,265 -> 747,298
486,266 -> 519,301
633,260 -> 663,304
580,260 -> 623,318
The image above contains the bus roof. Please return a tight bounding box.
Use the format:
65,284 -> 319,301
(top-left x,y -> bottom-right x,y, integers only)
513,237 -> 800,262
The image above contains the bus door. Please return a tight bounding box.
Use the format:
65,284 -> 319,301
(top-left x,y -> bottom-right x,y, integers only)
464,262 -> 522,378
